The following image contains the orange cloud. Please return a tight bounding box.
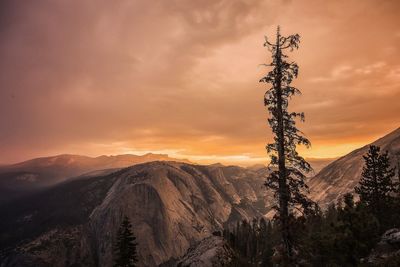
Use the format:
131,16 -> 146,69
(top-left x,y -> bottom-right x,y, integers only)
0,0 -> 399,164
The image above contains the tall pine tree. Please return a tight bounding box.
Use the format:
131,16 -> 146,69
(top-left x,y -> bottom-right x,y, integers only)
114,216 -> 138,267
396,152 -> 400,192
260,26 -> 314,266
355,145 -> 395,219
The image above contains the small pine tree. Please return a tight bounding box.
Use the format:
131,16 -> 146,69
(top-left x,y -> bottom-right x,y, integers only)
355,145 -> 396,219
114,216 -> 138,267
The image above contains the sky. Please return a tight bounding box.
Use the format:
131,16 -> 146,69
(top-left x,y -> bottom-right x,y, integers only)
0,0 -> 399,165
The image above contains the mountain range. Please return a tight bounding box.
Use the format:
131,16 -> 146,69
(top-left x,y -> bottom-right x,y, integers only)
0,153 -> 331,206
0,162 -> 268,266
0,127 -> 399,266
309,127 -> 400,207
0,153 -> 190,205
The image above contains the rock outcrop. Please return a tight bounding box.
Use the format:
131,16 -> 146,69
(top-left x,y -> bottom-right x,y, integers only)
0,161 -> 268,267
176,236 -> 234,267
365,228 -> 400,266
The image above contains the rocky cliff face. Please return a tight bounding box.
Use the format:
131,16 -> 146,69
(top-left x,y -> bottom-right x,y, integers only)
308,127 -> 400,207
0,161 -> 268,267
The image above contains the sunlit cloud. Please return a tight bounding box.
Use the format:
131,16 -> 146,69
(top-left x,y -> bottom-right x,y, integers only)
0,0 -> 399,164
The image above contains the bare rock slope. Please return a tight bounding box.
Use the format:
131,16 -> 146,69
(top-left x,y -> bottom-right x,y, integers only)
309,127 -> 400,207
0,161 -> 268,267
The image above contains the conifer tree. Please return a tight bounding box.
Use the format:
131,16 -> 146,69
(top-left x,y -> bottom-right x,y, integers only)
334,193 -> 379,265
260,26 -> 314,265
114,216 -> 138,267
396,152 -> 400,192
355,145 -> 395,219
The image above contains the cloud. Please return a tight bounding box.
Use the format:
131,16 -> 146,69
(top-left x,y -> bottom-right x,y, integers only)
309,65 -> 354,82
0,0 -> 399,164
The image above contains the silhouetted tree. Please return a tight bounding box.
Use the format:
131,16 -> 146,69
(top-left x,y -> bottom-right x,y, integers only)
224,218 -> 275,267
396,152 -> 400,192
260,26 -> 314,265
114,216 -> 138,267
355,145 -> 395,220
223,199 -> 381,267
333,193 -> 380,265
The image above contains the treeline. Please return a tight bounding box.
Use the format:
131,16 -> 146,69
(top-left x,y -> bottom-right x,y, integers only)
223,218 -> 276,266
224,145 -> 400,266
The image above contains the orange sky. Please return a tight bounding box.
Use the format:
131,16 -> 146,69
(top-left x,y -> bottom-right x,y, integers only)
0,0 -> 399,165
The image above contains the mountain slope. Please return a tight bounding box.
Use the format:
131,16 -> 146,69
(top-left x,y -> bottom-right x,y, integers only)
309,127 -> 400,207
0,161 -> 268,267
0,153 -> 190,204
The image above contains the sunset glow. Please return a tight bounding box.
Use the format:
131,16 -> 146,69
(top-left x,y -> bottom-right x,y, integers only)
1,0 -> 399,165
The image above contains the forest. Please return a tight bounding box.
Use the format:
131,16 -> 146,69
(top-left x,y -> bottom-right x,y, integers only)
219,28 -> 400,267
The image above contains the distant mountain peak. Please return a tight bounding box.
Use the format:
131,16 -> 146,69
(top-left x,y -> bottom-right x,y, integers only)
309,126 -> 400,208
0,153 -> 191,205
